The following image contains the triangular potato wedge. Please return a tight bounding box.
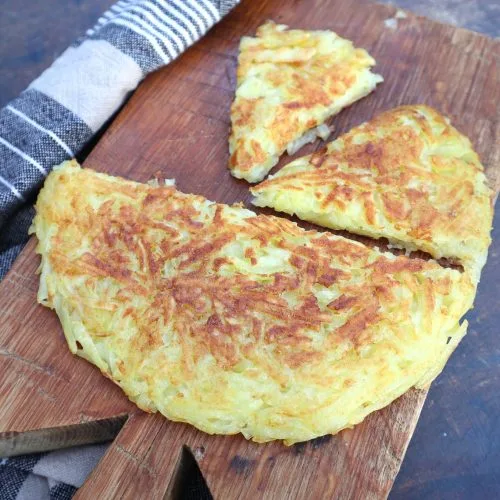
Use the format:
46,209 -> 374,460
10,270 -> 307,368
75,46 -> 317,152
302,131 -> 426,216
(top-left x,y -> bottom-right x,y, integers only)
32,161 -> 475,444
251,105 -> 494,281
228,21 -> 383,183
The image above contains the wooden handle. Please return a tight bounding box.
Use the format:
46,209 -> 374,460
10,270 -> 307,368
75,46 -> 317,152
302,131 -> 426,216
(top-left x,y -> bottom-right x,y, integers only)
77,388 -> 427,499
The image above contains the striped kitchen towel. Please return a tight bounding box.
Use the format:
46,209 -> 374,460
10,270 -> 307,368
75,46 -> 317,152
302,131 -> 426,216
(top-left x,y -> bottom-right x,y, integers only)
0,0 -> 240,281
0,444 -> 108,500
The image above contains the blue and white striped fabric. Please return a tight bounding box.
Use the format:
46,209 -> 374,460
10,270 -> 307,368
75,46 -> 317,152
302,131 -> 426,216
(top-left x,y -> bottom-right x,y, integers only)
0,444 -> 108,500
0,0 -> 240,281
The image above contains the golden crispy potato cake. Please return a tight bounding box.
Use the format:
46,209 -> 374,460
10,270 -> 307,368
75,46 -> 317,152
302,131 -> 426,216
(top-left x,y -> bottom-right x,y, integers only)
251,105 -> 494,281
229,21 -> 382,183
32,161 -> 474,444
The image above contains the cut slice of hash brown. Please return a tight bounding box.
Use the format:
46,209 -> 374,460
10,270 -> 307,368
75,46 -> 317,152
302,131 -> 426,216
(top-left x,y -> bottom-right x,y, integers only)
32,161 -> 475,444
228,20 -> 383,183
251,105 -> 494,282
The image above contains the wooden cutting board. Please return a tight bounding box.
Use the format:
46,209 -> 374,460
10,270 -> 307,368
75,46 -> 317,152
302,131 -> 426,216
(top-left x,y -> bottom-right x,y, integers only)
1,0 -> 499,498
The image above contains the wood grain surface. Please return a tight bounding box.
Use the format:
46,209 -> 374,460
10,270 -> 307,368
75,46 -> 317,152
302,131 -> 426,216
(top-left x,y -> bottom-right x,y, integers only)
1,0 -> 499,498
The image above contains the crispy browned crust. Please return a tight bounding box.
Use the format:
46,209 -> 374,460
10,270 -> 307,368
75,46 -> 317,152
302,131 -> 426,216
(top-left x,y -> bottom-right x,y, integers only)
252,105 -> 494,280
228,21 -> 382,182
32,161 -> 475,443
